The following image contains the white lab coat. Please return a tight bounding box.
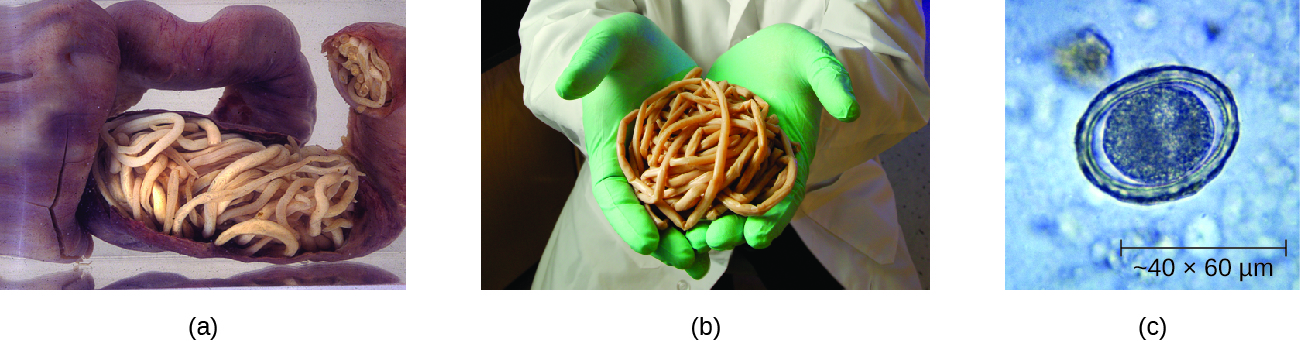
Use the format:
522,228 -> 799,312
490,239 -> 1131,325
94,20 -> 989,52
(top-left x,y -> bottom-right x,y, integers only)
519,0 -> 929,289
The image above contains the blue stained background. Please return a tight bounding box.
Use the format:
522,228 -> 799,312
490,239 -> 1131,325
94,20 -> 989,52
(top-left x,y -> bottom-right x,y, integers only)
1005,0 -> 1300,289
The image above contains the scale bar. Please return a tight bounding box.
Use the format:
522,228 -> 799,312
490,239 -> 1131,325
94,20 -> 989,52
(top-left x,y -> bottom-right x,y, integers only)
1120,239 -> 1287,257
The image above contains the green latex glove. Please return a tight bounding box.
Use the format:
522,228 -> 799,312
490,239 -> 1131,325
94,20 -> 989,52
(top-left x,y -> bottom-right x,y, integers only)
703,24 -> 861,250
555,12 -> 703,275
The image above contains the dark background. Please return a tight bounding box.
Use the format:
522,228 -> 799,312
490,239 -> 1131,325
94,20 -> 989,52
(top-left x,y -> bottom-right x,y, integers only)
482,0 -> 531,72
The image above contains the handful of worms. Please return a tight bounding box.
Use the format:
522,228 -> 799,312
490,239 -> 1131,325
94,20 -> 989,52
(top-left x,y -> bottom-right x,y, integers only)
617,67 -> 799,230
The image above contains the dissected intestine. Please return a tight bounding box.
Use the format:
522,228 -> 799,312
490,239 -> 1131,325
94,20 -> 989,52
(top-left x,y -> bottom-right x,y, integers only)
0,0 -> 119,262
107,0 -> 317,143
0,0 -> 407,264
323,22 -> 406,210
77,18 -> 406,263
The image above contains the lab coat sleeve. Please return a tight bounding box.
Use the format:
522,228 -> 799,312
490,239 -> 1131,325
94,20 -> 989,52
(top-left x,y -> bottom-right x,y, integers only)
801,0 -> 930,183
517,0 -> 641,154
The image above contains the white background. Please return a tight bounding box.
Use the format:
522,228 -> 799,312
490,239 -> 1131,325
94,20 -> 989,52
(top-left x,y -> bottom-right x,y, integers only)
1,1 -> 1298,341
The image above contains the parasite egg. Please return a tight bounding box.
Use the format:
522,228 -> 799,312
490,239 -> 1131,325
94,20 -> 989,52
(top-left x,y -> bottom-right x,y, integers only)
1075,65 -> 1238,204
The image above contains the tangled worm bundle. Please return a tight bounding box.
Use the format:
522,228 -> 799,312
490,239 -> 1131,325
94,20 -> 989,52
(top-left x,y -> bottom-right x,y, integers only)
92,112 -> 362,257
618,67 -> 799,230
326,33 -> 393,114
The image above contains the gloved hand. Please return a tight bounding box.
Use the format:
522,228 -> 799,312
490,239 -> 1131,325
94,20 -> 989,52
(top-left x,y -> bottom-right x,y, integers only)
555,12 -> 709,278
700,23 -> 861,250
